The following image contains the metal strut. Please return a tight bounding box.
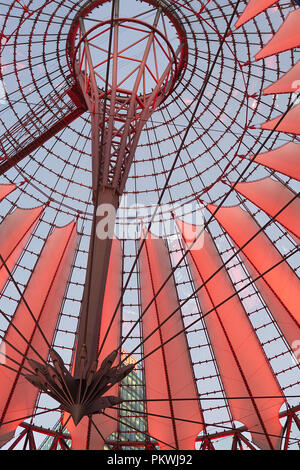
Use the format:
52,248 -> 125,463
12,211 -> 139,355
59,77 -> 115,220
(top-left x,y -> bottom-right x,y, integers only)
0,82 -> 87,175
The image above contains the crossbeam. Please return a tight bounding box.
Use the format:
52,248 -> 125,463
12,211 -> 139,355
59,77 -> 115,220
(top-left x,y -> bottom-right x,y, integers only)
0,84 -> 86,175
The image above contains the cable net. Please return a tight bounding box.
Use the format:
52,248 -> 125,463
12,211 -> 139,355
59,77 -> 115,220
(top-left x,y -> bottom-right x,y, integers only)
0,0 -> 299,450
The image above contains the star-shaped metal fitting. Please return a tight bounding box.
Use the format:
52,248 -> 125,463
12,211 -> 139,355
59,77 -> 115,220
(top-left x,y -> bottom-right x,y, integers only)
25,348 -> 134,425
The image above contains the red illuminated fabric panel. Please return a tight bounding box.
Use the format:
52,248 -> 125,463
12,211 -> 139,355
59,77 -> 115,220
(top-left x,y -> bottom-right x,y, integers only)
240,254 -> 300,349
0,207 -> 43,293
263,60 -> 300,95
261,103 -> 300,135
254,142 -> 300,181
177,220 -> 284,450
0,222 -> 77,447
0,184 -> 16,202
235,1 -> 279,29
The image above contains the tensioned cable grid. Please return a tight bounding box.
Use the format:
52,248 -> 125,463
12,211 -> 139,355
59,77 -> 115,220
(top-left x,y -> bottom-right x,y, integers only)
0,0 -> 299,450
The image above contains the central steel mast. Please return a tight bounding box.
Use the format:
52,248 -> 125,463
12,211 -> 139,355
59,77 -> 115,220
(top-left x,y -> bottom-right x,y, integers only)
68,0 -> 188,374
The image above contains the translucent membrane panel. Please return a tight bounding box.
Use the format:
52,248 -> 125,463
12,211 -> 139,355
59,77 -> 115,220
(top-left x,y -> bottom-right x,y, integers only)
139,232 -> 203,450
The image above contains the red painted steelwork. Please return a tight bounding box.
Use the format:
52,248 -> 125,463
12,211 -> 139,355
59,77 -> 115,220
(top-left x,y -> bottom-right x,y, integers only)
261,103 -> 300,135
139,231 -> 203,450
8,422 -> 70,450
0,85 -> 86,176
240,255 -> 300,350
71,0 -> 187,375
